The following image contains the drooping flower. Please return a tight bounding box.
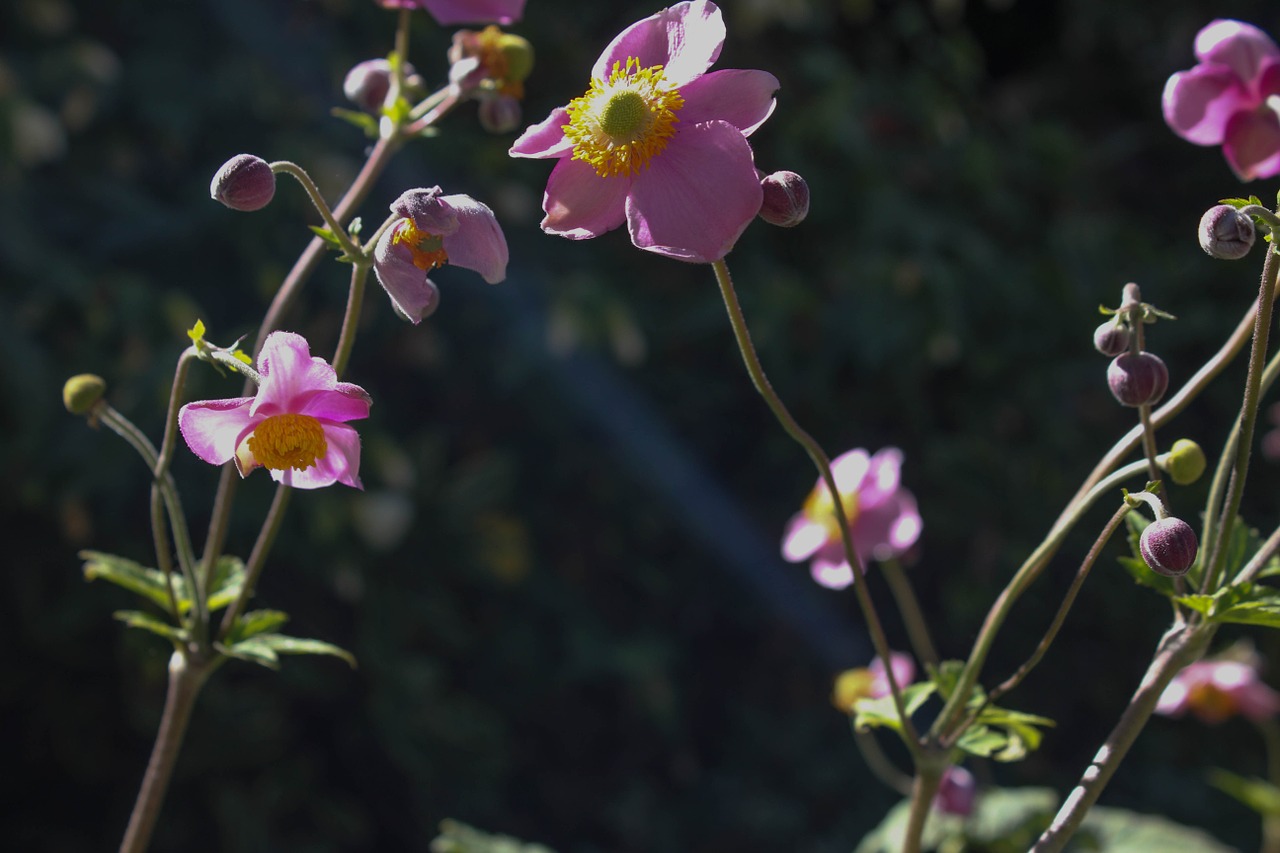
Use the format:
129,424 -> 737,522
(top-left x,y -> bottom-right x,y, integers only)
374,0 -> 525,26
509,0 -> 779,263
782,447 -> 922,590
178,332 -> 372,489
373,186 -> 508,323
1163,19 -> 1280,180
1156,647 -> 1280,725
831,651 -> 916,713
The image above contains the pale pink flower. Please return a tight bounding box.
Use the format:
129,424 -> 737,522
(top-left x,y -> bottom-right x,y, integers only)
1163,19 -> 1280,180
178,332 -> 371,489
1156,654 -> 1280,725
509,0 -> 778,263
374,0 -> 524,26
781,448 -> 922,590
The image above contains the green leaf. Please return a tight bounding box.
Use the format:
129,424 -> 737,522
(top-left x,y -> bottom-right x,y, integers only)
254,634 -> 357,668
1209,768 -> 1280,817
855,786 -> 1058,853
113,610 -> 187,644
1079,805 -> 1237,851
82,550 -> 177,613
852,682 -> 936,734
308,225 -> 343,249
330,107 -> 379,138
1220,197 -> 1253,208
206,555 -> 246,613
957,705 -> 1055,762
225,609 -> 289,643
956,724 -> 1009,758
1173,594 -> 1216,616
927,659 -> 969,702
430,819 -> 558,853
219,638 -> 280,669
1212,597 -> 1280,628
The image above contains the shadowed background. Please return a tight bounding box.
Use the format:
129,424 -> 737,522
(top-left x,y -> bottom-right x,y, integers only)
5,0 -> 1280,850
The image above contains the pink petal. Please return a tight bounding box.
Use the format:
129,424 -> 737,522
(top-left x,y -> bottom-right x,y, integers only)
811,558 -> 855,590
510,107 -> 575,159
593,0 -> 725,88
374,230 -> 440,324
858,447 -> 904,509
782,515 -> 828,562
541,156 -> 631,238
1195,19 -> 1280,83
1162,64 -> 1250,145
829,448 -> 872,496
868,652 -> 916,697
391,186 -> 460,235
678,69 -> 780,136
625,121 -> 762,262
1223,108 -> 1280,180
295,384 -> 373,423
419,0 -> 525,25
272,422 -> 364,490
252,332 -> 336,416
178,397 -> 256,465
440,193 -> 508,283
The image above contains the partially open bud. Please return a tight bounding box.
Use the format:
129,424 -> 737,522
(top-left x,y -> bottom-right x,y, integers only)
1107,351 -> 1169,407
1160,439 -> 1207,486
477,93 -> 521,134
1093,318 -> 1130,357
344,59 -> 394,113
63,373 -> 106,415
1199,204 -> 1256,260
210,154 -> 275,212
1140,516 -> 1198,577
758,170 -> 810,227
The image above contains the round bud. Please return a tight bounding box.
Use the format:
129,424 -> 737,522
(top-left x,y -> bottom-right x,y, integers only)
1160,439 -> 1207,486
1140,516 -> 1198,577
478,94 -> 522,134
1107,351 -> 1169,407
210,154 -> 275,212
496,32 -> 535,86
63,373 -> 106,415
343,59 -> 394,113
1093,318 -> 1130,357
1199,204 -> 1256,260
758,170 -> 810,228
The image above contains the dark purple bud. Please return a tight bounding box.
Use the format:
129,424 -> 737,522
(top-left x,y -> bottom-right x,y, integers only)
1107,351 -> 1169,407
1199,204 -> 1256,260
477,94 -> 522,134
1093,319 -> 1130,357
1140,517 -> 1198,577
758,170 -> 810,228
210,154 -> 275,212
343,59 -> 394,113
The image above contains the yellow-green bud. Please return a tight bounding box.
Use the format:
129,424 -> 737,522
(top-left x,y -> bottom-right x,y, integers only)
497,33 -> 535,85
63,373 -> 106,415
1160,439 -> 1207,486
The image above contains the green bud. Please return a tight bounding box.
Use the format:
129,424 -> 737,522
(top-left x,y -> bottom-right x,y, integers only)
1160,438 -> 1207,486
497,33 -> 535,85
63,373 -> 106,415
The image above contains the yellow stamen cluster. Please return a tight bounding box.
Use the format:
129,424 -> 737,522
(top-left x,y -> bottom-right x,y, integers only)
393,220 -> 450,271
803,482 -> 860,541
563,57 -> 684,178
246,413 -> 328,472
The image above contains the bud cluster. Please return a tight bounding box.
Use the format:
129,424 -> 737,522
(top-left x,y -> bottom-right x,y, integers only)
1094,283 -> 1171,408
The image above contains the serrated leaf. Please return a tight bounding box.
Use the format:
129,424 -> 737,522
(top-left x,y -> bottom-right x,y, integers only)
1220,197 -> 1252,207
225,609 -> 289,643
852,682 -> 936,734
81,550 -> 177,614
1209,768 -> 1280,817
254,634 -> 357,668
113,610 -> 187,644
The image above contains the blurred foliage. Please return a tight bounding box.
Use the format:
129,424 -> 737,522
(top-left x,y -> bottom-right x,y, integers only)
8,0 -> 1280,850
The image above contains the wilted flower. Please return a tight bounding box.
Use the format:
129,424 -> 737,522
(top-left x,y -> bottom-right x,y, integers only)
373,186 -> 508,323
782,448 -> 922,590
178,332 -> 371,489
1157,648 -> 1280,724
509,0 -> 779,263
374,0 -> 525,26
934,766 -> 977,817
1163,19 -> 1280,180
831,651 -> 915,713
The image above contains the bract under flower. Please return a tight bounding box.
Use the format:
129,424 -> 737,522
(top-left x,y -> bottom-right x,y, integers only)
373,186 -> 509,323
1163,19 -> 1280,180
178,332 -> 372,489
781,447 -> 922,590
509,0 -> 779,263
375,0 -> 525,26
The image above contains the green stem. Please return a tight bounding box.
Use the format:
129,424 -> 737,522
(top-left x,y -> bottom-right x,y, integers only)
881,558 -> 939,669
269,161 -> 365,260
155,350 -> 204,636
710,258 -> 920,751
1258,717 -> 1280,853
902,760 -> 945,853
332,261 -> 371,378
218,485 -> 292,640
852,722 -> 913,796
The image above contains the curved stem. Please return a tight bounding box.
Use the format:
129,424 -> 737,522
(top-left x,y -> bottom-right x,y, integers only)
218,485 -> 292,640
881,558 -> 939,670
332,262 -> 371,378
270,161 -> 365,260
711,258 -> 920,751
852,723 -> 913,796
155,350 -> 204,635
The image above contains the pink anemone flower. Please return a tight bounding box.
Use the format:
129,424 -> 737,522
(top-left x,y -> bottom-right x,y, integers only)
1156,653 -> 1280,725
1163,19 -> 1280,180
374,0 -> 525,26
373,186 -> 509,323
831,650 -> 916,713
509,0 -> 779,263
781,447 -> 922,590
178,332 -> 372,490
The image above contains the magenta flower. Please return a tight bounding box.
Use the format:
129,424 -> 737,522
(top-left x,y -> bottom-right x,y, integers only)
373,187 -> 508,323
1156,653 -> 1280,725
781,447 -> 922,590
374,0 -> 524,26
1163,19 -> 1280,180
831,650 -> 915,713
509,0 -> 779,263
178,332 -> 372,490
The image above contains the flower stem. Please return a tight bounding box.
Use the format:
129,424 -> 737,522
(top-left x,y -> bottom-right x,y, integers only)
332,261 -> 371,378
270,161 -> 366,260
218,484 -> 292,641
901,760 -> 944,853
881,558 -> 939,670
851,722 -> 913,796
1257,717 -> 1280,853
710,257 -> 919,750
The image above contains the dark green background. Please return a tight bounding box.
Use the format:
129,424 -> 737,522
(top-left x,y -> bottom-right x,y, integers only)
6,0 -> 1280,850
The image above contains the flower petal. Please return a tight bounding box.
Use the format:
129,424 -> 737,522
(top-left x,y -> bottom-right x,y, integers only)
811,558 -> 855,590
1162,64 -> 1250,145
782,515 -> 828,562
178,397 -> 256,465
829,448 -> 871,496
391,186 -> 460,236
541,156 -> 631,238
441,193 -> 509,283
625,120 -> 762,262
374,230 -> 441,324
593,0 -> 725,87
1223,108 -> 1280,180
678,68 -> 779,136
418,0 -> 525,25
295,384 -> 373,423
510,107 -> 575,159
252,332 -> 336,416
1195,19 -> 1280,83
273,422 -> 364,489
858,447 -> 904,510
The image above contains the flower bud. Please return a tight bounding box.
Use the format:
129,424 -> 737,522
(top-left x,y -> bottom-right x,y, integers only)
1140,516 -> 1198,577
343,59 -> 394,113
495,32 -> 534,87
1093,318 -> 1130,357
1160,439 -> 1207,486
1107,351 -> 1169,407
1199,204 -> 1255,260
210,154 -> 275,212
758,170 -> 810,227
63,373 -> 106,415
477,93 -> 522,134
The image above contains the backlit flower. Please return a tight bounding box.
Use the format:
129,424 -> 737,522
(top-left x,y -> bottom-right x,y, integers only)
374,0 -> 525,26
509,0 -> 779,263
782,447 -> 922,590
1163,19 -> 1280,180
178,332 -> 371,489
831,651 -> 915,713
373,186 -> 508,323
1156,649 -> 1280,725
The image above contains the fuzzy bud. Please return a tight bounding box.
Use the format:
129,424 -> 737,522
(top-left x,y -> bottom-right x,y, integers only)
1140,516 -> 1199,577
1199,204 -> 1256,260
210,154 -> 275,212
343,59 -> 394,113
758,170 -> 810,227
1160,439 -> 1207,486
63,373 -> 106,415
1107,351 -> 1169,407
1093,318 -> 1130,357
478,93 -> 522,134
